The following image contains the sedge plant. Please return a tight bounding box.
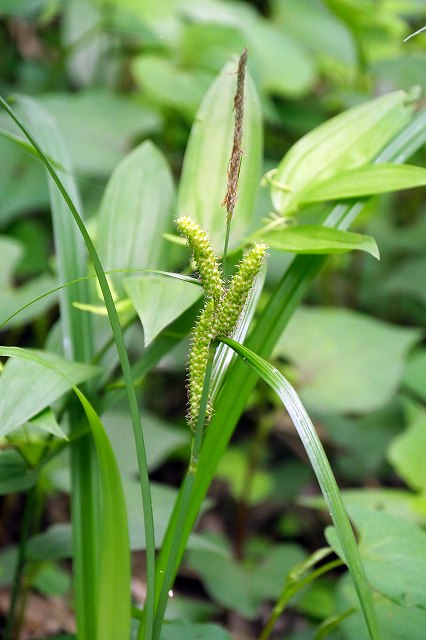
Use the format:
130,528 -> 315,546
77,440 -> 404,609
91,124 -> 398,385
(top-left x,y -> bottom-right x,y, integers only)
2,47 -> 426,640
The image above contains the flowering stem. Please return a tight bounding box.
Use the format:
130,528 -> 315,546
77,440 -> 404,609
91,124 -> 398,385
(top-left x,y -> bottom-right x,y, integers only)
152,345 -> 216,640
222,217 -> 231,274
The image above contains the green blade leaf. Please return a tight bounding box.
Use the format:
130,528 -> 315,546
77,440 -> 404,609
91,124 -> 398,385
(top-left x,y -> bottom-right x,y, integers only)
123,275 -> 201,347
220,338 -> 380,640
257,225 -> 379,257
270,90 -> 415,215
0,346 -> 130,640
27,408 -> 68,440
301,163 -> 426,204
178,58 -> 262,253
0,95 -> 156,639
155,110 -> 426,622
0,347 -> 99,437
75,389 -> 131,640
97,141 -> 175,291
0,450 -> 38,495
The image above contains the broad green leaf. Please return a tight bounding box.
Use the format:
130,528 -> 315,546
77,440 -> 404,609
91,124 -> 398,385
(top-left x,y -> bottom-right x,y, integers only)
160,620 -> 232,640
125,480 -> 181,550
402,349 -> 426,403
32,563 -> 71,596
221,338 -> 380,640
0,347 -> 99,437
132,55 -> 213,119
271,0 -> 356,66
257,225 -> 379,257
327,506 -> 426,610
0,0 -> 48,16
336,573 -> 426,640
0,137 -> 49,226
123,275 -> 201,346
180,23 -> 247,75
383,257 -> 426,305
270,90 -> 415,215
102,408 -> 189,474
373,54 -> 426,94
244,21 -> 315,98
178,59 -> 262,253
388,401 -> 426,493
188,537 -> 305,619
27,408 -> 68,440
39,90 -> 161,176
97,141 -> 175,290
75,389 -> 130,640
216,447 -> 273,505
274,307 -> 420,415
0,236 -> 57,328
182,0 -> 315,97
300,163 -> 426,204
320,404 -> 401,482
0,450 -> 37,494
27,524 -> 73,561
301,488 -> 426,525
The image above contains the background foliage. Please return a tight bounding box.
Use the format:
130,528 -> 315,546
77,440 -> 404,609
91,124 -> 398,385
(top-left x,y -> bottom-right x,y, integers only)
1,1 -> 426,639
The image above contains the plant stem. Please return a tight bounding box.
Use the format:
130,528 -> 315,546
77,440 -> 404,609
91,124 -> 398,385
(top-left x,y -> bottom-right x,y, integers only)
4,486 -> 38,640
151,345 -> 216,640
259,559 -> 343,640
222,218 -> 231,274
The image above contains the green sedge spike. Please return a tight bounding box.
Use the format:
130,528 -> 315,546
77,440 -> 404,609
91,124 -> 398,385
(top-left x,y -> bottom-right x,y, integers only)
177,216 -> 224,301
215,243 -> 267,337
187,298 -> 216,430
177,217 -> 267,431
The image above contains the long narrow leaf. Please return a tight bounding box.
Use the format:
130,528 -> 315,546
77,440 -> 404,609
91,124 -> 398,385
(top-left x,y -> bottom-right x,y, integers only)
75,389 -> 131,640
0,96 -> 156,640
220,337 -> 380,640
13,95 -> 98,639
155,109 -> 426,614
0,347 -> 130,640
301,163 -> 426,204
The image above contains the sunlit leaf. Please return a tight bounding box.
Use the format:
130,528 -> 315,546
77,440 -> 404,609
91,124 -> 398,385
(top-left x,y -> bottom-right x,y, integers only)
75,389 -> 131,640
123,275 -> 201,346
300,163 -> 426,204
97,141 -> 175,291
270,90 -> 415,215
257,225 -> 379,257
0,347 -> 99,437
39,90 -> 161,176
220,338 -> 380,640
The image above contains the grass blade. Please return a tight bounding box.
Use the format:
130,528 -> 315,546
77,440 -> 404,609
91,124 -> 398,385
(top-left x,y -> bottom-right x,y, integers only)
154,109 -> 426,609
0,347 -> 131,640
220,337 -> 380,640
0,95 -> 156,640
13,94 -> 98,639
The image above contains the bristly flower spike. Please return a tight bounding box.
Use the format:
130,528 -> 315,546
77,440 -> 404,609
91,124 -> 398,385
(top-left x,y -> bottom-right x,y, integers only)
215,243 -> 267,337
177,215 -> 224,301
187,298 -> 216,431
177,216 -> 267,432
